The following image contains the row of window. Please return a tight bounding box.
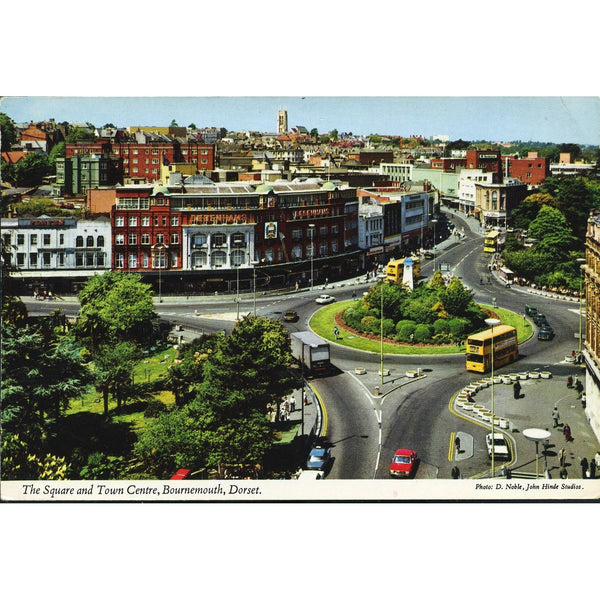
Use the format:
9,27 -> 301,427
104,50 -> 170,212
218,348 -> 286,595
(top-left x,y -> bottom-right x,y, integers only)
9,233 -> 105,248
15,252 -> 105,268
115,233 -> 180,245
115,215 -> 179,227
114,252 -> 178,269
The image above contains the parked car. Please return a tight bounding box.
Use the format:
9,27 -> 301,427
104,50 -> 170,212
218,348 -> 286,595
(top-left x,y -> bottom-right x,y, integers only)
389,448 -> 418,478
422,251 -> 435,259
306,446 -> 331,470
485,433 -> 510,459
283,309 -> 299,322
538,325 -> 554,341
315,294 -> 336,305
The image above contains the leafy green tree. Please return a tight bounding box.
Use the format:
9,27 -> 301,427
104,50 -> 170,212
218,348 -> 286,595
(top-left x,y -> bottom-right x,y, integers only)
76,272 -> 155,351
1,433 -> 70,480
65,126 -> 96,143
199,315 -> 295,420
1,325 -> 91,451
0,113 -> 17,151
527,205 -> 577,261
13,152 -> 52,187
134,407 -> 207,478
48,141 -> 65,166
438,277 -> 473,317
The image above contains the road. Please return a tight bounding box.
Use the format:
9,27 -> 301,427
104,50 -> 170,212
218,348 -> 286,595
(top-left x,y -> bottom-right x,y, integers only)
20,209 -> 582,479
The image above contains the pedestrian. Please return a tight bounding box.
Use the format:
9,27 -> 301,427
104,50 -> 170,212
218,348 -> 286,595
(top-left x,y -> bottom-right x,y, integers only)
451,466 -> 460,479
560,467 -> 568,479
289,396 -> 296,412
590,459 -> 596,479
595,451 -> 600,471
455,436 -> 461,455
563,424 -> 571,442
513,380 -> 521,399
558,447 -> 566,468
567,375 -> 573,388
575,379 -> 583,395
552,407 -> 560,428
333,326 -> 339,340
580,457 -> 589,479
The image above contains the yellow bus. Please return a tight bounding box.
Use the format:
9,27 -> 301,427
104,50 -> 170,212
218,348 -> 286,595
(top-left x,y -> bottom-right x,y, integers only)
385,256 -> 421,283
483,230 -> 500,253
465,324 -> 518,373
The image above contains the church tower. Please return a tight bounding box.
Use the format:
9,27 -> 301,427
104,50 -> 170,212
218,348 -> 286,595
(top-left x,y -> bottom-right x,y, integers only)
277,109 -> 288,134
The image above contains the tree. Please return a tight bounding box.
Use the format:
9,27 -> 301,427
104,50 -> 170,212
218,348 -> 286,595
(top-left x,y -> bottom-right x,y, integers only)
0,113 -> 17,151
13,152 -> 52,187
527,205 -> 577,261
511,192 -> 556,230
76,272 -> 156,351
170,119 -> 179,127
199,315 -> 295,420
48,141 -> 65,166
1,325 -> 91,451
65,126 -> 96,143
438,277 -> 473,317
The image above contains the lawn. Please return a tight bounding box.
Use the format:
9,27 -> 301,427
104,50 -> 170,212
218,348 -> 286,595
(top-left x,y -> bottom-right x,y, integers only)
309,300 -> 533,355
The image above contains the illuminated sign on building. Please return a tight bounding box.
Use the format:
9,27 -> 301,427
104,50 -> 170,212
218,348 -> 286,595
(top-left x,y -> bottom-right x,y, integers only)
264,222 -> 278,239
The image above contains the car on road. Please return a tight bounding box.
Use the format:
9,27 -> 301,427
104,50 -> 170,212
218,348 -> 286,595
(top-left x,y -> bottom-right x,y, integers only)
422,251 -> 435,259
534,313 -> 548,326
283,309 -> 299,322
538,325 -> 554,341
306,446 -> 331,470
485,433 -> 510,459
315,294 -> 336,304
525,304 -> 538,317
389,448 -> 418,478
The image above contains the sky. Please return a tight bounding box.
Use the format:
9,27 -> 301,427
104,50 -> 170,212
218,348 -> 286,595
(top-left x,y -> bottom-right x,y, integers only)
2,96 -> 599,145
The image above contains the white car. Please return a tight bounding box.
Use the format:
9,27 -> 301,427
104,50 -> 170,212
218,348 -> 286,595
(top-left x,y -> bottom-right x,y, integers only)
315,294 -> 336,304
486,433 -> 510,459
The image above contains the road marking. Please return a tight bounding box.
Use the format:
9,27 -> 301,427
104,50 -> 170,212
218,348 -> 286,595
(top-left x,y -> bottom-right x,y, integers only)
448,431 -> 456,462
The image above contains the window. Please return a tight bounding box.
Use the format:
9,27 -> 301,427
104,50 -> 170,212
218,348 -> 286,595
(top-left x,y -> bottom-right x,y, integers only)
141,233 -> 150,245
86,252 -> 95,267
319,242 -> 328,256
331,224 -> 339,234
152,252 -> 167,269
292,229 -> 303,240
142,215 -> 150,226
192,251 -> 207,268
17,253 -> 25,266
171,233 -> 179,244
154,216 -> 159,226
128,254 -> 137,269
86,235 -> 94,247
129,216 -> 138,226
97,236 -> 104,247
142,253 -> 149,268
42,253 -> 51,266
75,252 -> 83,267
76,236 -> 84,247
292,245 -> 302,259
231,248 -> 244,267
115,253 -> 124,269
97,253 -> 105,267
192,233 -> 207,247
171,252 -> 178,268
17,234 -> 24,245
212,233 -> 227,247
156,233 -> 164,244
115,216 -> 125,227
162,216 -> 167,226
30,234 -> 38,246
319,226 -> 328,237
115,234 -> 125,245
59,233 -> 65,245
58,252 -> 65,267
128,233 -> 137,245
171,215 -> 179,226
43,234 -> 51,245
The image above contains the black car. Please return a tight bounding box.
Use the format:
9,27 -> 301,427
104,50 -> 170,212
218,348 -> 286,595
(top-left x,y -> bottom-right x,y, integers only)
283,310 -> 299,322
534,313 -> 548,326
538,325 -> 554,341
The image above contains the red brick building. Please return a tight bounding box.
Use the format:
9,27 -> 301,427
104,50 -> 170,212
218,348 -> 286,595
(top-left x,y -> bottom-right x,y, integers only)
465,149 -> 503,180
503,152 -> 549,186
66,138 -> 215,183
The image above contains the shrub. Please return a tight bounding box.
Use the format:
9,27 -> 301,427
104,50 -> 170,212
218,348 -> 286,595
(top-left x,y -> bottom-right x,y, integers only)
433,318 -> 450,336
414,323 -> 433,343
144,399 -> 168,418
448,317 -> 471,340
361,315 -> 379,334
382,318 -> 395,338
396,320 -> 417,342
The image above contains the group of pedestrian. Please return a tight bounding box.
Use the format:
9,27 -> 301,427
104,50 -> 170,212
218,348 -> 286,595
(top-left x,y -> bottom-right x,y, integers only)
580,456 -> 598,479
33,288 -> 53,300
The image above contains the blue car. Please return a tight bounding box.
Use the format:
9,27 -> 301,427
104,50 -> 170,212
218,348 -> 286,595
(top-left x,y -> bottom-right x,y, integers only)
306,446 -> 331,470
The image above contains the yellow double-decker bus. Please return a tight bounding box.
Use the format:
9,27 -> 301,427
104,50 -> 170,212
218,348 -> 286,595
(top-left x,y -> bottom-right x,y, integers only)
385,256 -> 421,282
483,230 -> 500,253
465,324 -> 518,373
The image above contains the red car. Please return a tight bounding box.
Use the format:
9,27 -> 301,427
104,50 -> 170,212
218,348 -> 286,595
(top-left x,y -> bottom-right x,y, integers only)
389,449 -> 417,478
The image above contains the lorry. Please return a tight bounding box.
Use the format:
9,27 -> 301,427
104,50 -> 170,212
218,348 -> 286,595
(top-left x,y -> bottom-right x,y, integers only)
290,331 -> 331,375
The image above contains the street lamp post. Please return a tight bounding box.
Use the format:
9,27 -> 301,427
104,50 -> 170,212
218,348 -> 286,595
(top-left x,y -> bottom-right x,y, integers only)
485,317 -> 501,477
309,224 -> 315,291
380,282 -> 384,387
432,218 -> 438,272
523,428 -> 551,479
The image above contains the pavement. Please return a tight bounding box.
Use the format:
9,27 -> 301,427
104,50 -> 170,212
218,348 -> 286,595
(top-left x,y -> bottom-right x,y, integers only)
450,365 -> 599,480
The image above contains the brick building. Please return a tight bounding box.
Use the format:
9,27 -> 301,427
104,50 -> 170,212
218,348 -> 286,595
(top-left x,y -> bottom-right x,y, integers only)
503,152 -> 549,186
